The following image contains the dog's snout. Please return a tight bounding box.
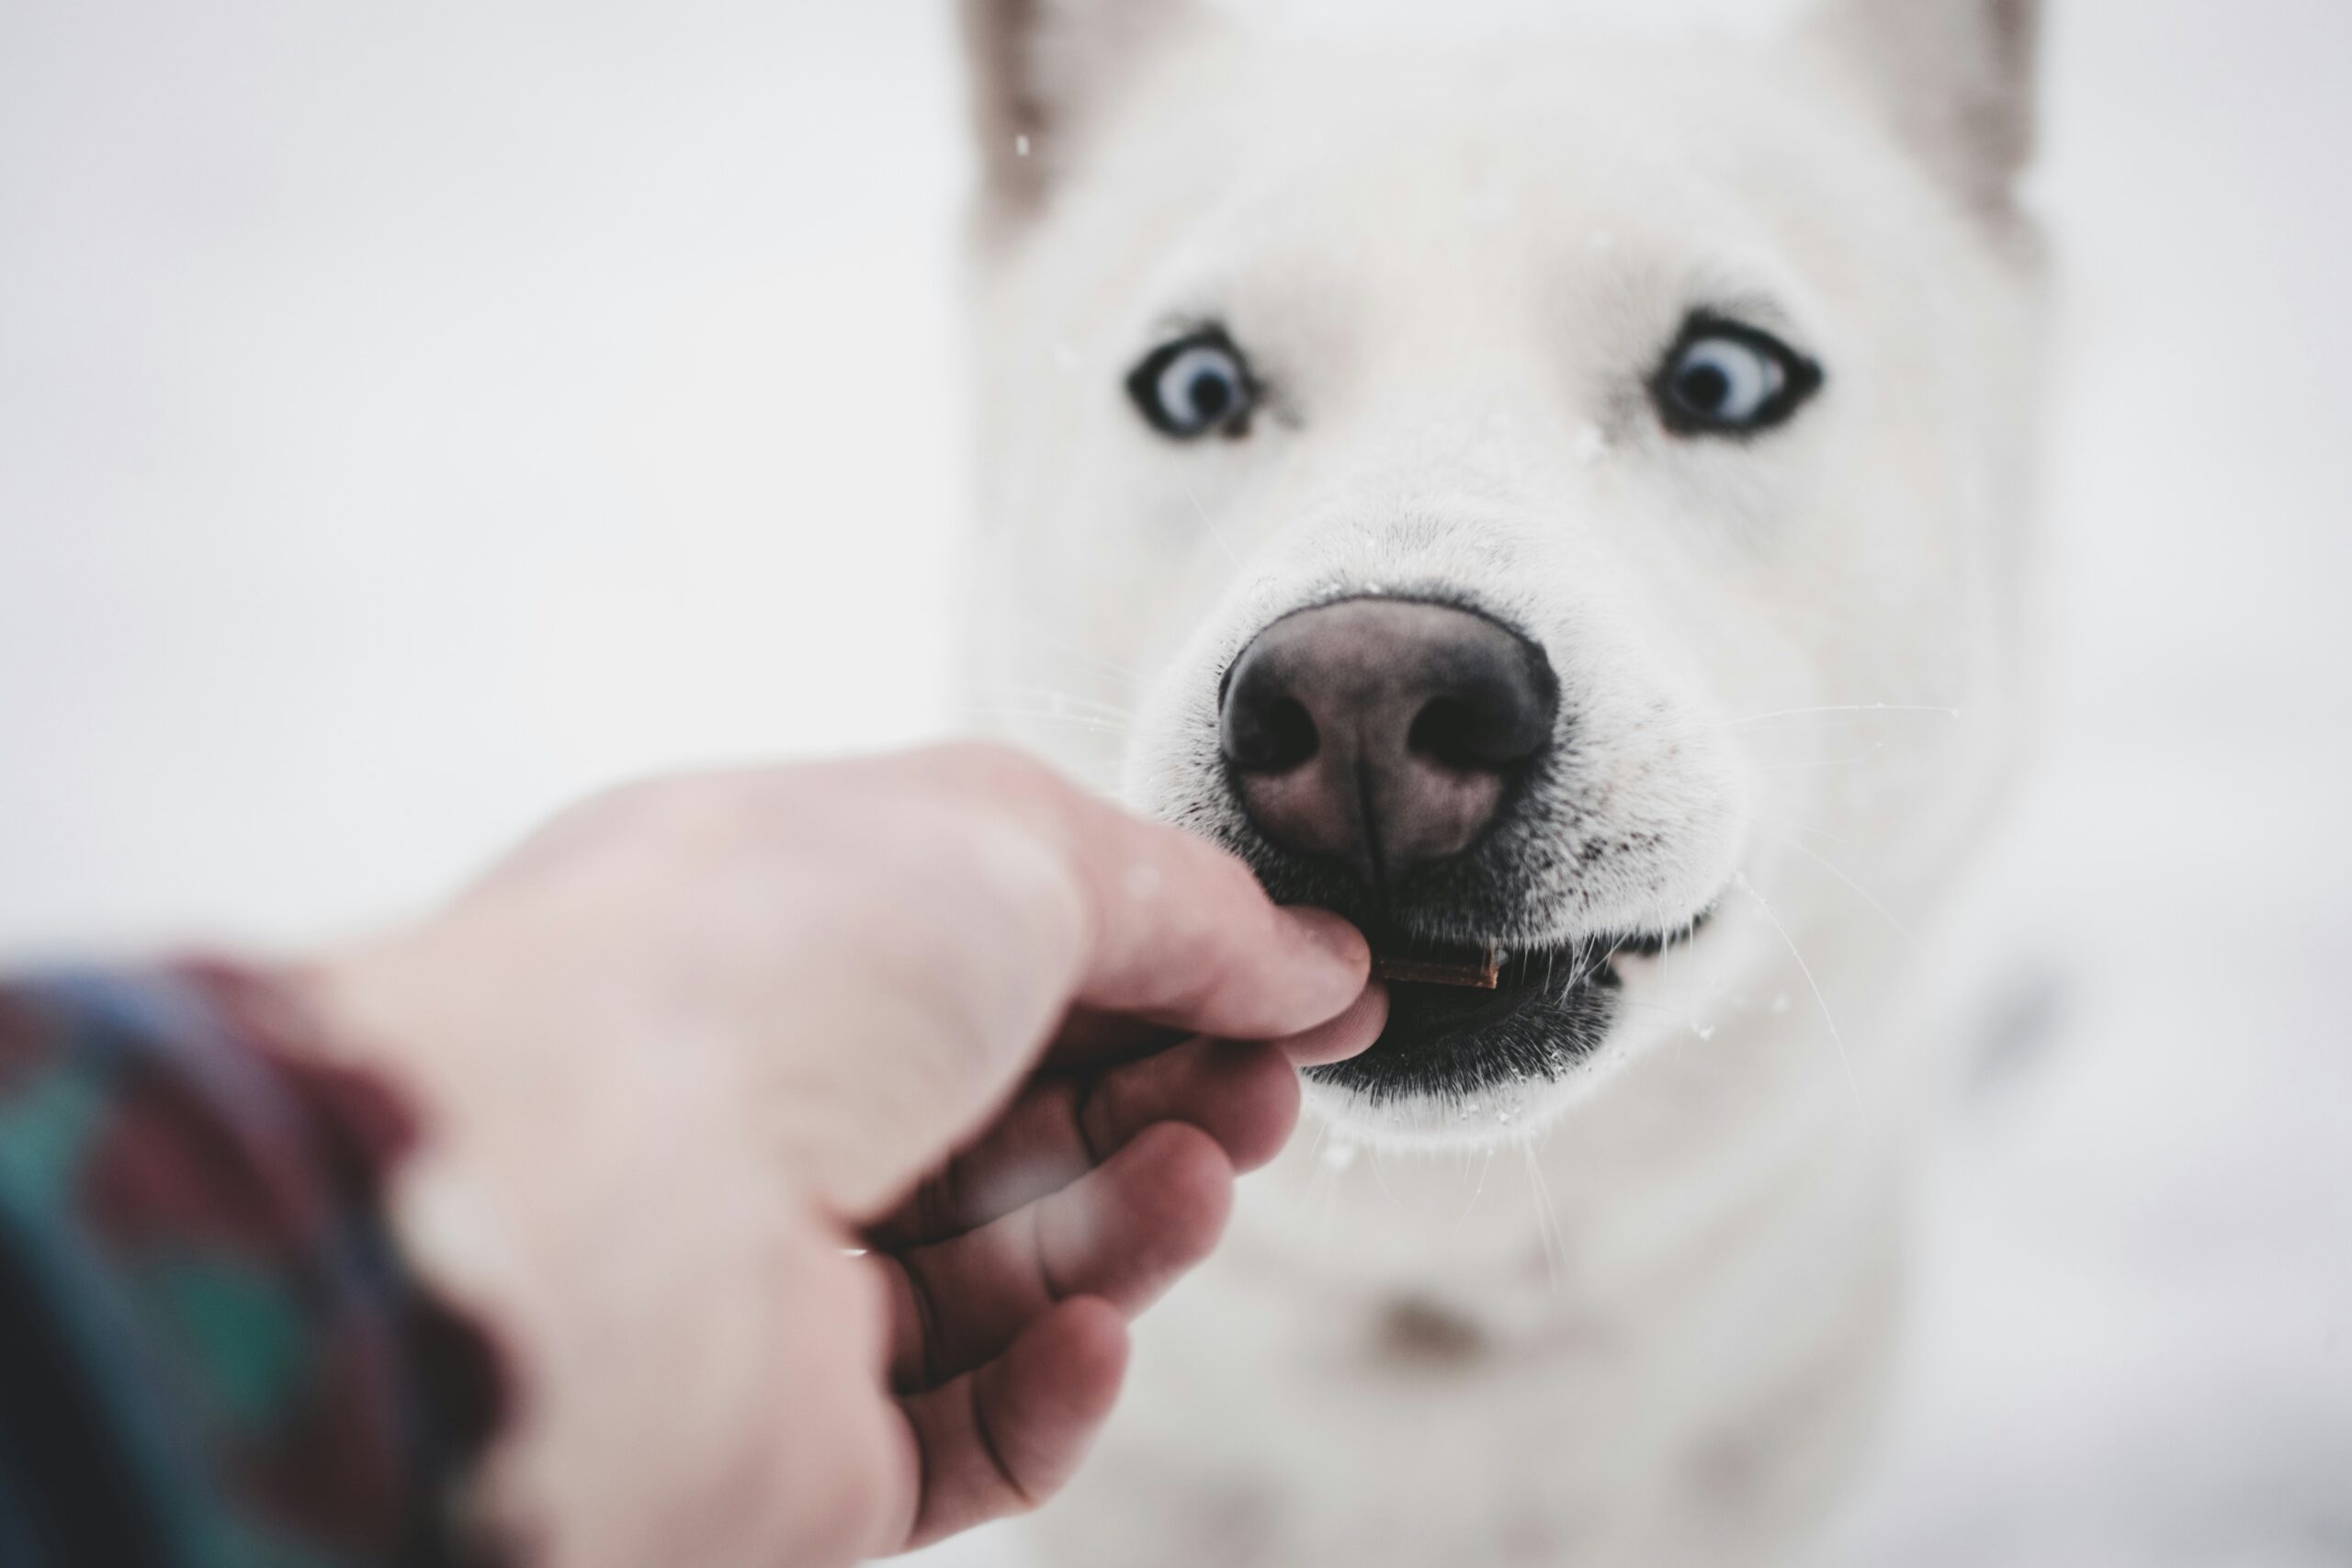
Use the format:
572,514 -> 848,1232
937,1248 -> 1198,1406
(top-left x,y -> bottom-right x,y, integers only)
1220,598 -> 1557,883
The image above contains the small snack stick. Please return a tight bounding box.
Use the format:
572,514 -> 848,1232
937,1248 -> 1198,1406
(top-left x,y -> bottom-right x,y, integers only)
1370,943 -> 1503,990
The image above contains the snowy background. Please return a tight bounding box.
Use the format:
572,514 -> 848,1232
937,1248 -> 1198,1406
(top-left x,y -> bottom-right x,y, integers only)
4,1 -> 2347,1562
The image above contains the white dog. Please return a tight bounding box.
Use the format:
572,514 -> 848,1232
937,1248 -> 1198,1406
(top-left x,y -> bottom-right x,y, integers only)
954,1 -> 2044,1562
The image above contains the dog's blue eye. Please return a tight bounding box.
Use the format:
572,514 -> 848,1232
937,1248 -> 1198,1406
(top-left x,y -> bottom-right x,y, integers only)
1128,328 -> 1257,440
1654,317 -> 1822,436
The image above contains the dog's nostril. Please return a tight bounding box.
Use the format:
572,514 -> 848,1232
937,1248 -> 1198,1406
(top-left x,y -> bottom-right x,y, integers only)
1229,695 -> 1319,773
1407,698 -> 1483,771
1409,686 -> 1548,771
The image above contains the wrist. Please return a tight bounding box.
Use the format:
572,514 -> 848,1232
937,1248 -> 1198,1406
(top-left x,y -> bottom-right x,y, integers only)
287,933 -> 860,1567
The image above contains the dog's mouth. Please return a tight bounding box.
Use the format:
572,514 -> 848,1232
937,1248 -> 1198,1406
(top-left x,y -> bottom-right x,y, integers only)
1309,921 -> 1703,1106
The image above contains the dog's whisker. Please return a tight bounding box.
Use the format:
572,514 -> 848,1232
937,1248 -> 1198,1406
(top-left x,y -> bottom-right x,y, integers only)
1006,632 -> 1155,690
1173,470 -> 1250,573
957,705 -> 1133,738
1524,1145 -> 1565,1295
981,676 -> 1136,707
1723,703 -> 1962,728
1450,1146 -> 1497,1235
1299,1118 -> 1339,1262
1762,828 -> 1916,944
1320,1149 -> 1350,1259
1632,704 -> 1962,760
969,685 -> 1136,722
1638,705 -> 1955,751
1753,813 -> 1867,850
1736,873 -> 1861,1111
1599,937 -> 1625,991
1613,997 -> 1715,1034
1756,750 -> 1889,772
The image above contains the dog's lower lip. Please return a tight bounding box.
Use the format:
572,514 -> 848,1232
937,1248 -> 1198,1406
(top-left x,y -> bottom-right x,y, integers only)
1310,947 -> 1620,1104
1310,920 -> 1703,1106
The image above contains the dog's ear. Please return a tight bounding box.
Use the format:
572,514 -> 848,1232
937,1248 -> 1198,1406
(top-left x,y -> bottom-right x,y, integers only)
960,0 -> 1201,225
1805,0 -> 2041,215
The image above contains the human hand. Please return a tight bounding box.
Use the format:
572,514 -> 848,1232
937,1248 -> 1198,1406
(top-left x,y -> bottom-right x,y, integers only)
303,744 -> 1382,1568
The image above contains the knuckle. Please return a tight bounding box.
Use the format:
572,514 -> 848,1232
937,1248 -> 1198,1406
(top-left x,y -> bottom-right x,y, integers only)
606,771 -> 744,849
956,809 -> 1088,962
842,807 -> 1086,1055
560,775 -> 677,842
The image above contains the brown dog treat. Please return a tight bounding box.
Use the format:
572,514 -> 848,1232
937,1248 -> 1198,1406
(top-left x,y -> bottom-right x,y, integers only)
1371,945 -> 1502,990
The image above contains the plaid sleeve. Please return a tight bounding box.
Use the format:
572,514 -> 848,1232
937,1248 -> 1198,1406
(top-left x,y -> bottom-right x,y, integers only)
0,964 -> 507,1568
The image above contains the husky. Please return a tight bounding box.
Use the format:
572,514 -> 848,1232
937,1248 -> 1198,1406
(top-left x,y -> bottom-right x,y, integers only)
953,1 -> 2044,1562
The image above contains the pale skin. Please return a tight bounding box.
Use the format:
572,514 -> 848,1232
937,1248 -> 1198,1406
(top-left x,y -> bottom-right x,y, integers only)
300,743 -> 1385,1568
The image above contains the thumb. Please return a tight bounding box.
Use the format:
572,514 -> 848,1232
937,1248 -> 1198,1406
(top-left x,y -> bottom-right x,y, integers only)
759,812 -> 1098,1220
760,758 -> 1369,1220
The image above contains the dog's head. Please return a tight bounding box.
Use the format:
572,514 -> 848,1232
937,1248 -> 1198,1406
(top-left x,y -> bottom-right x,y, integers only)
957,0 -> 2043,1143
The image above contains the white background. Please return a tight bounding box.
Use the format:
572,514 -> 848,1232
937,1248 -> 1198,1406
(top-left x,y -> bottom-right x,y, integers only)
4,2 -> 2347,1562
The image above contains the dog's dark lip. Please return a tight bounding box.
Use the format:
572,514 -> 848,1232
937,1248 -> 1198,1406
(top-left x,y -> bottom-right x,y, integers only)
1310,913 -> 1713,1105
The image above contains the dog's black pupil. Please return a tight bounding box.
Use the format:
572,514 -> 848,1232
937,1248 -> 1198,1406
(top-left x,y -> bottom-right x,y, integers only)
1678,363 -> 1731,413
1189,370 -> 1232,423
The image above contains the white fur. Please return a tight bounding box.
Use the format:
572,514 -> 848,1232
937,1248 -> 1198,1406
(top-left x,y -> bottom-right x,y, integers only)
957,2 -> 2042,1561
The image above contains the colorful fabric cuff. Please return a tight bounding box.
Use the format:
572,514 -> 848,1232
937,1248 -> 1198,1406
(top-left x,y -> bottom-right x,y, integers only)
0,964 -> 506,1568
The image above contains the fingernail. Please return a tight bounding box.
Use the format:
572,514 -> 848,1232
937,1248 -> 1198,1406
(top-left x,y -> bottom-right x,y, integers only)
1283,908 -> 1369,972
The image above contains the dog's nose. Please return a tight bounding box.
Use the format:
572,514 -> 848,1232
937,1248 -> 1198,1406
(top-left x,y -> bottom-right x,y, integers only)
1220,598 -> 1557,883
